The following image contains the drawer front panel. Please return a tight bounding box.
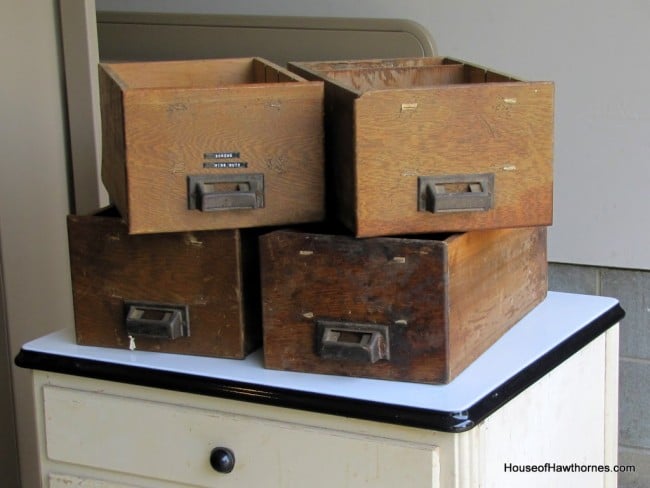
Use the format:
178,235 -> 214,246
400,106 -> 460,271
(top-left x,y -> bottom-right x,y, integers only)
100,58 -> 325,235
49,473 -> 139,488
44,386 -> 439,488
289,57 -> 554,237
260,227 -> 546,384
67,210 -> 261,359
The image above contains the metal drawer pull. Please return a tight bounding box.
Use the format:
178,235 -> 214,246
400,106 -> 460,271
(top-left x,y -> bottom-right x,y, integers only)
316,320 -> 390,363
418,173 -> 494,213
210,447 -> 235,473
188,173 -> 264,211
124,300 -> 190,340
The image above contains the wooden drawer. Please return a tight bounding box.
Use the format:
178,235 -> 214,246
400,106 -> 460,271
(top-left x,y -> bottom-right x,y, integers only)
100,57 -> 324,234
289,57 -> 554,237
43,386 -> 440,488
67,207 -> 261,358
260,226 -> 547,384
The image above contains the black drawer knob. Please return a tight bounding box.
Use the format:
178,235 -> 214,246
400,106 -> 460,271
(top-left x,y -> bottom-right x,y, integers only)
210,447 -> 235,473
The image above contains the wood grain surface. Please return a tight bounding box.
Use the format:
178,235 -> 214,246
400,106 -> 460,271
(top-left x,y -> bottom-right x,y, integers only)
67,207 -> 261,358
260,226 -> 546,384
290,57 -> 554,237
100,58 -> 324,234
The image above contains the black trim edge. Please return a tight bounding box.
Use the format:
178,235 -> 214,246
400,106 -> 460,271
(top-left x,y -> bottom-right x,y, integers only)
465,302 -> 625,429
14,303 -> 624,433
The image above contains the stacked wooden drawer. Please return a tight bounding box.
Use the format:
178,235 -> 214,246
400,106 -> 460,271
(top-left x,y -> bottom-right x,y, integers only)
69,57 -> 324,358
68,55 -> 554,384
99,57 -> 324,234
259,226 -> 547,384
262,57 -> 553,383
288,57 -> 554,237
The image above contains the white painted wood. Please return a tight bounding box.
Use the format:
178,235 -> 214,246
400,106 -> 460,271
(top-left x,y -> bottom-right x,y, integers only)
604,326 -> 620,488
59,0 -> 109,213
49,473 -> 139,488
43,385 -> 439,488
479,331 -> 613,488
30,327 -> 619,488
2,2 -> 78,487
451,428 -> 484,488
26,294 -> 620,487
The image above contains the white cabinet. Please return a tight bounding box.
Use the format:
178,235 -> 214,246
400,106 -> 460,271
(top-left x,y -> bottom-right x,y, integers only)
48,473 -> 138,488
20,293 -> 622,487
41,384 -> 439,488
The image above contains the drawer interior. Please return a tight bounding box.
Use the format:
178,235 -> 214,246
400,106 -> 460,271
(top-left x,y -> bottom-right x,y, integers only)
300,57 -> 516,93
103,57 -> 302,89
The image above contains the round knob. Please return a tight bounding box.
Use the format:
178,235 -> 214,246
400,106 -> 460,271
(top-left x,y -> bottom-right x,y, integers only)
210,447 -> 235,473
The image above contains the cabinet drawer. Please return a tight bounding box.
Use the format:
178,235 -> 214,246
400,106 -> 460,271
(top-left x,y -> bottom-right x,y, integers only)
49,473 -> 138,488
43,386 -> 439,487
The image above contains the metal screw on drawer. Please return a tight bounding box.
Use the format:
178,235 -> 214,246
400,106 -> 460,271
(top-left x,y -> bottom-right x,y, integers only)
210,447 -> 235,473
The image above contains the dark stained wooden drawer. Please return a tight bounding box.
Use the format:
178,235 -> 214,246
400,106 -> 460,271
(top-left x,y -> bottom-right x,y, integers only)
260,226 -> 547,384
67,207 -> 261,358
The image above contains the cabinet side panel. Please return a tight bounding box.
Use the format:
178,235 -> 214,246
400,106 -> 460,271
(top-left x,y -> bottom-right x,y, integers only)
480,334 -> 609,488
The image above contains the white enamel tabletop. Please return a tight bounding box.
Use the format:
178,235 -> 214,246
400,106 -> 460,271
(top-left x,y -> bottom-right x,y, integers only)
21,291 -> 619,413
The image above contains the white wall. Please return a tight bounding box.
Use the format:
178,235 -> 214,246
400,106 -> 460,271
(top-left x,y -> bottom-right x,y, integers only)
0,1 -> 74,487
99,0 -> 650,270
0,1 -> 641,486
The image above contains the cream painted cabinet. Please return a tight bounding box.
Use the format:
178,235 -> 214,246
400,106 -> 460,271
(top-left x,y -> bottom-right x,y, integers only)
48,473 -> 138,488
40,381 -> 438,488
18,293 -> 623,487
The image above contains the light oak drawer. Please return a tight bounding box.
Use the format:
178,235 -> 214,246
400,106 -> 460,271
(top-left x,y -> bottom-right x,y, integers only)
43,386 -> 439,487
